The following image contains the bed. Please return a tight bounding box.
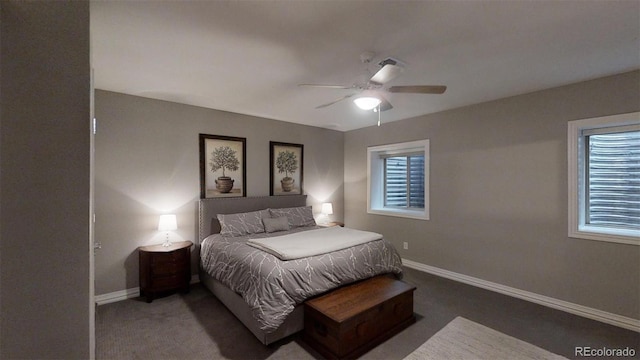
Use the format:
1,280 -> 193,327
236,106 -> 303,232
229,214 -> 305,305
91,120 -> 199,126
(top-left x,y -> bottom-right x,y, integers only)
198,195 -> 403,345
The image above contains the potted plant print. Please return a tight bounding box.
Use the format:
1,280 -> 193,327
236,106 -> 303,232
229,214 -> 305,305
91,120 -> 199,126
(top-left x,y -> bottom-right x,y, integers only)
276,150 -> 298,192
210,146 -> 239,193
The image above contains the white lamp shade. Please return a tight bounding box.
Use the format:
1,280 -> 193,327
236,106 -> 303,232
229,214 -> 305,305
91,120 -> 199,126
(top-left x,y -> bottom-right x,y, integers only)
321,203 -> 334,215
353,96 -> 381,110
158,214 -> 177,231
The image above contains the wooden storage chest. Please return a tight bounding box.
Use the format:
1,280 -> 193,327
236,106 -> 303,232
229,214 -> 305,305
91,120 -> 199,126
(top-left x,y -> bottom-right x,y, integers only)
304,275 -> 416,359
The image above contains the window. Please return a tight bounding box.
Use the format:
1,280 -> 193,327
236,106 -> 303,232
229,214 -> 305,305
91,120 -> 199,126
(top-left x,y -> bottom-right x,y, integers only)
568,112 -> 640,245
384,155 -> 425,208
368,139 -> 429,220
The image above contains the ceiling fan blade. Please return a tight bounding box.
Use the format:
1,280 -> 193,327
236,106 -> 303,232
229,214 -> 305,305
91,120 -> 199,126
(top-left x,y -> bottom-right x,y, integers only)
298,84 -> 353,89
315,94 -> 356,109
387,85 -> 447,94
369,64 -> 403,85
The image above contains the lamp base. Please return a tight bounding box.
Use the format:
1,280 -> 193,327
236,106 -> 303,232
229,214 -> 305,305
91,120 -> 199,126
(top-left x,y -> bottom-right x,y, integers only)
161,231 -> 173,247
319,214 -> 332,225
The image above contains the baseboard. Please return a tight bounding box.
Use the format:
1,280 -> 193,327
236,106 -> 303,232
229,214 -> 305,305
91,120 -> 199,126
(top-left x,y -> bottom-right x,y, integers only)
95,288 -> 140,305
402,259 -> 640,333
95,275 -> 201,306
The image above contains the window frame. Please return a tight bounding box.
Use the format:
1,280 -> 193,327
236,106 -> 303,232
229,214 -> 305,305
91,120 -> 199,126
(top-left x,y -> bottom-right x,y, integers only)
567,112 -> 640,245
367,139 -> 429,220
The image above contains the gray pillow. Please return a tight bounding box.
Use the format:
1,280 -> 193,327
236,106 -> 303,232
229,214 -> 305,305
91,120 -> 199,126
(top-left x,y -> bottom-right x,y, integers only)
217,209 -> 269,237
269,206 -> 316,228
262,216 -> 290,233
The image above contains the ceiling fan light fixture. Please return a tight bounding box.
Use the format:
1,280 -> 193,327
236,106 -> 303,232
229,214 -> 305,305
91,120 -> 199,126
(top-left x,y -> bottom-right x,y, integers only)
353,96 -> 381,110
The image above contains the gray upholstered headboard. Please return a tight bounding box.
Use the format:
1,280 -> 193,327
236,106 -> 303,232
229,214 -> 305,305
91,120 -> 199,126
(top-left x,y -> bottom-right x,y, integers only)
198,195 -> 308,243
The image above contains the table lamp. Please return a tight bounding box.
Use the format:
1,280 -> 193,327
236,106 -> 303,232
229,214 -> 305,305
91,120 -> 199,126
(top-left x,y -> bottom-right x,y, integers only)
321,203 -> 333,224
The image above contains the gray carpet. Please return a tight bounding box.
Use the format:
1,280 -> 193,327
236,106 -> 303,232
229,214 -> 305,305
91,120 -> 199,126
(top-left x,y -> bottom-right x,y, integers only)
97,267 -> 639,359
403,317 -> 567,360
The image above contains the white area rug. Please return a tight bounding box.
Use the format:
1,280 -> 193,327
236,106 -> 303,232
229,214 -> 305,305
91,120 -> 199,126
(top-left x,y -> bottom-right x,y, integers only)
404,317 -> 568,360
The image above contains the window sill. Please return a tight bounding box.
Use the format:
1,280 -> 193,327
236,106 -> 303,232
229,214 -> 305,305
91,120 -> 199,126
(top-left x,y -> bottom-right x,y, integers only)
569,227 -> 640,246
368,207 -> 429,220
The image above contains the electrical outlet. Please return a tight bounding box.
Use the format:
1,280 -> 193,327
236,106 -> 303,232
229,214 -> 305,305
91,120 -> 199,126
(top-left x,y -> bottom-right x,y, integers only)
403,242 -> 408,250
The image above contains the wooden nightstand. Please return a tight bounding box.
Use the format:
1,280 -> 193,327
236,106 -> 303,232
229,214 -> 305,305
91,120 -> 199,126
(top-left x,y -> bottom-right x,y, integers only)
139,241 -> 192,303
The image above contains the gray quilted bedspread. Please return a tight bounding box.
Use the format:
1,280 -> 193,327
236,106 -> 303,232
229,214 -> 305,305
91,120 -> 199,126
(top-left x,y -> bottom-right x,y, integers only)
200,226 -> 403,332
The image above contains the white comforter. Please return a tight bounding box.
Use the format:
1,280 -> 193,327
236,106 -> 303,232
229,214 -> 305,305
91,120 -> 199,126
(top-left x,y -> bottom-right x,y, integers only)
246,226 -> 383,260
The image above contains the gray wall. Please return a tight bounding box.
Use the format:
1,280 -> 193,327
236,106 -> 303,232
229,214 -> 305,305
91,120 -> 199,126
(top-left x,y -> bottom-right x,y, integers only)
344,70 -> 640,319
94,90 -> 344,295
0,1 -> 93,358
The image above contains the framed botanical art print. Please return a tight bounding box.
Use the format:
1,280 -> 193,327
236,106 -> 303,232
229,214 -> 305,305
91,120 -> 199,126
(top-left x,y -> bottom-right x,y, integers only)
199,134 -> 246,198
270,141 -> 303,196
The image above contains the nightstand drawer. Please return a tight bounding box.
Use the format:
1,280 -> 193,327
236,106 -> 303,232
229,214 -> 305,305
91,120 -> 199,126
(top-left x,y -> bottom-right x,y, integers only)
151,261 -> 185,276
151,273 -> 187,289
151,251 -> 187,265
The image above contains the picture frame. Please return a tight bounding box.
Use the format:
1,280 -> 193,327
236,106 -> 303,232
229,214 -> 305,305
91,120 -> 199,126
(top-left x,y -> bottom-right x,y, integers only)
199,134 -> 246,199
270,141 -> 303,196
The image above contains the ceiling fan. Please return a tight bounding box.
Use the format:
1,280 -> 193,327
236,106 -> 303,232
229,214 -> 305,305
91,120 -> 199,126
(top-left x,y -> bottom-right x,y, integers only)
299,52 -> 446,112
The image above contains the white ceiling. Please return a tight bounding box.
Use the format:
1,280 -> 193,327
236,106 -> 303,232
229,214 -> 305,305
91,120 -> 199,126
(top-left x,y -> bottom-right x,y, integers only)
91,1 -> 639,132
